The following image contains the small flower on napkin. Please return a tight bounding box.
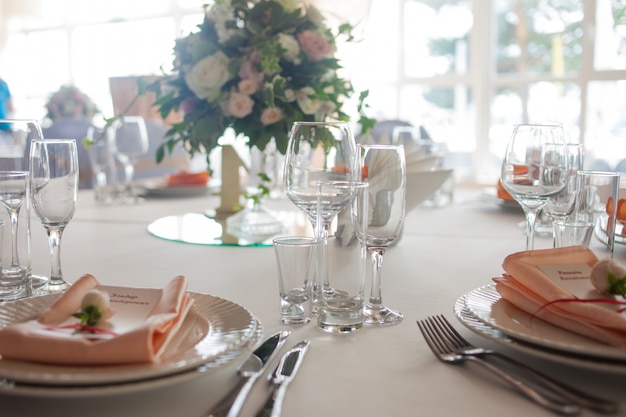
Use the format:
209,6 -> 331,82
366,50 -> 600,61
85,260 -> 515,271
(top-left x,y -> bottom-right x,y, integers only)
72,289 -> 115,327
590,258 -> 626,298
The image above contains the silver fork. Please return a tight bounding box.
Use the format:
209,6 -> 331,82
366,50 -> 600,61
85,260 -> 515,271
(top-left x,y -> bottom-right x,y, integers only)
428,315 -> 618,414
417,317 -> 581,416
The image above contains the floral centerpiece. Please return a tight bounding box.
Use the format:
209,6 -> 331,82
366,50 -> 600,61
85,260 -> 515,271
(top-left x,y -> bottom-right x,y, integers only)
45,85 -> 99,122
148,0 -> 373,168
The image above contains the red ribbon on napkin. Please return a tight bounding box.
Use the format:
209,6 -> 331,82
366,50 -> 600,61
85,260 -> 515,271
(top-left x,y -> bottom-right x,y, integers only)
494,246 -> 626,348
0,274 -> 193,365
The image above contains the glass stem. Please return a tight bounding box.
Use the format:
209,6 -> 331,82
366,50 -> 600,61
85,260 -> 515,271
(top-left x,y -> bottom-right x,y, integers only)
313,221 -> 331,293
523,207 -> 539,250
124,162 -> 134,186
8,208 -> 21,268
367,247 -> 385,307
45,225 -> 66,285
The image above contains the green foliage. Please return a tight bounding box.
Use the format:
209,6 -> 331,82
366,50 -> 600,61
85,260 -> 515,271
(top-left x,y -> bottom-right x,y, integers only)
607,272 -> 626,297
144,0 -> 373,172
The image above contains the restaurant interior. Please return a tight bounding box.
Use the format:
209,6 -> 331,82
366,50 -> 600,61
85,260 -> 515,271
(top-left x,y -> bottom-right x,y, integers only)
0,1 -> 625,417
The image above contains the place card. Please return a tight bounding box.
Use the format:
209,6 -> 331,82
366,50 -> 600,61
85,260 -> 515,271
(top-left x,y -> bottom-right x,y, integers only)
537,263 -> 596,299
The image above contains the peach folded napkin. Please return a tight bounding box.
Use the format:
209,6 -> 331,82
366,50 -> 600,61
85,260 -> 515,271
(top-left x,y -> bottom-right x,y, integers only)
494,246 -> 626,348
0,274 -> 193,365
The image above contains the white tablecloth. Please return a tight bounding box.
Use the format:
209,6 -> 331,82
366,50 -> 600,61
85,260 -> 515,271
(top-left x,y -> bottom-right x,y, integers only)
3,187 -> 626,417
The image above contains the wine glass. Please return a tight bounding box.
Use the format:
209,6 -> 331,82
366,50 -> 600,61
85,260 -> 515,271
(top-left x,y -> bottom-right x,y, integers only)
500,124 -> 568,250
0,119 -> 48,292
543,143 -> 583,245
30,139 -> 79,293
283,121 -> 358,304
358,144 -> 406,325
112,116 -> 149,203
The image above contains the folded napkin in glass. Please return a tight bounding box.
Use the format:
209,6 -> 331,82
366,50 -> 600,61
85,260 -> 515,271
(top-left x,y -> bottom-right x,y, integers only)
0,274 -> 193,365
494,246 -> 626,348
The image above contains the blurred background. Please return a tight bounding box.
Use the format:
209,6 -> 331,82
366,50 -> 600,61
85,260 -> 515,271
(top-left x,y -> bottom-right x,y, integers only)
0,0 -> 625,185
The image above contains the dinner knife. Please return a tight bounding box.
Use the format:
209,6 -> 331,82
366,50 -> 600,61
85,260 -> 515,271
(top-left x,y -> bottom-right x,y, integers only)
254,340 -> 311,417
206,330 -> 290,417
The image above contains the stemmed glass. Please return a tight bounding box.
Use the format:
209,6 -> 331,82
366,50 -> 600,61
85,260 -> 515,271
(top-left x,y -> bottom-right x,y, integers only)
30,139 -> 79,293
500,124 -> 568,250
112,116 -> 149,203
543,143 -> 583,245
0,119 -> 48,291
358,144 -> 406,325
283,121 -> 358,304
0,172 -> 28,280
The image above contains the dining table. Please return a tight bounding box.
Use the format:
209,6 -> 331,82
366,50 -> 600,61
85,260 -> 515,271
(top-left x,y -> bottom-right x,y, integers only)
2,184 -> 626,417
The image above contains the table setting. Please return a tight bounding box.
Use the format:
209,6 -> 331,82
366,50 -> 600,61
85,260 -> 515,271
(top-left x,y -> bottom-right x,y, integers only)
1,0 -> 626,413
0,115 -> 626,417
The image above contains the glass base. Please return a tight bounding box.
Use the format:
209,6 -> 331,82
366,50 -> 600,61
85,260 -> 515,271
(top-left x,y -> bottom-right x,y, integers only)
31,274 -> 48,290
281,317 -> 311,325
363,303 -> 403,325
44,279 -> 71,294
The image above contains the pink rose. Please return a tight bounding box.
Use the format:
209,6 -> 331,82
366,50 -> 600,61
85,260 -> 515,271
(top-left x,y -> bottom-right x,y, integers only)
296,30 -> 333,62
239,52 -> 264,86
238,79 -> 257,95
260,107 -> 284,125
227,92 -> 254,118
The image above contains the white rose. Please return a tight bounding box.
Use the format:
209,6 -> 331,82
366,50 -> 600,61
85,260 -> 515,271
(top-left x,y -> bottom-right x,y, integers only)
206,2 -> 237,43
590,258 -> 626,296
184,52 -> 231,100
305,4 -> 325,26
278,33 -> 301,64
296,87 -> 321,115
80,289 -> 115,323
284,88 -> 296,102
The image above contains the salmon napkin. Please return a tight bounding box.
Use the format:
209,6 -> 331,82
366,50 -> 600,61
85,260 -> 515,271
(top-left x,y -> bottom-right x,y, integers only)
494,246 -> 626,348
0,274 -> 194,365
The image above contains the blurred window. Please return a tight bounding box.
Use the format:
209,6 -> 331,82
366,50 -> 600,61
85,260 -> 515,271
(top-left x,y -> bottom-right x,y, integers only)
1,0 -> 625,182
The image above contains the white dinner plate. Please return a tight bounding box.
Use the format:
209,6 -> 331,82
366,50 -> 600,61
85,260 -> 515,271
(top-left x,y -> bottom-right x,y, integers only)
0,320 -> 262,399
453,297 -> 626,374
0,292 -> 259,386
462,284 -> 626,361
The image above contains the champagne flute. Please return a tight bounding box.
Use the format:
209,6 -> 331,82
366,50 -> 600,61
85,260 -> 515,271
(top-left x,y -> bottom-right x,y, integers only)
543,143 -> 583,245
30,139 -> 79,293
112,116 -> 149,203
500,124 -> 568,250
358,144 -> 406,325
283,121 -> 358,305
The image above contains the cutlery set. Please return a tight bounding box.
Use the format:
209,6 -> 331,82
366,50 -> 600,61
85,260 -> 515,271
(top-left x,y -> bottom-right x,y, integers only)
207,330 -> 310,417
417,315 -> 618,415
207,314 -> 618,417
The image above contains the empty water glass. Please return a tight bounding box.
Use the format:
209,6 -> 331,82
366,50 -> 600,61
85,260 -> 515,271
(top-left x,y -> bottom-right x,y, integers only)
574,170 -> 620,257
273,236 -> 318,325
